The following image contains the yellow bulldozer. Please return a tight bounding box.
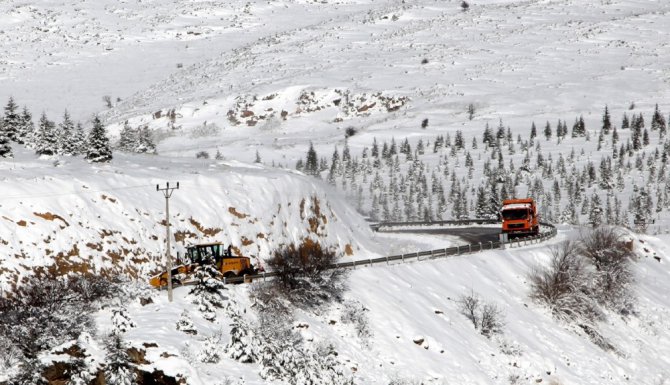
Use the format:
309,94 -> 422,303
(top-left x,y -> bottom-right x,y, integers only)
149,242 -> 259,288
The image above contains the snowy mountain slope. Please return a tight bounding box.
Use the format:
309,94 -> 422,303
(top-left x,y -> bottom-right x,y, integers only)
0,147 -> 381,293
88,228 -> 670,385
2,0 -> 670,384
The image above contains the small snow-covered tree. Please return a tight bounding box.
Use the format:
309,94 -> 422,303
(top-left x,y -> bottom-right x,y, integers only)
68,122 -> 87,156
601,105 -> 612,135
35,112 -> 59,156
18,107 -> 35,148
189,263 -> 226,322
0,129 -> 12,158
136,125 -> 156,154
198,331 -> 224,363
111,306 -> 136,334
2,97 -> 21,142
116,121 -> 138,152
58,110 -> 77,155
104,333 -> 137,385
176,310 -> 197,335
226,312 -> 256,363
86,116 -> 113,163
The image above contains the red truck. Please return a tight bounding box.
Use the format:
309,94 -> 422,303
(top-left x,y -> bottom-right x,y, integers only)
501,198 -> 539,236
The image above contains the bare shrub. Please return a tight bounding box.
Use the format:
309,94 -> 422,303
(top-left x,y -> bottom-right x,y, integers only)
458,290 -> 481,329
529,241 -> 600,324
580,227 -> 635,314
0,273 -> 121,360
480,303 -> 504,337
195,150 -> 210,159
102,95 -> 113,108
458,290 -> 504,338
340,300 -> 372,340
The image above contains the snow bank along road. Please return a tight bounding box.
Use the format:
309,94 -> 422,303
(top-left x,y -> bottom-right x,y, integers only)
220,219 -> 558,284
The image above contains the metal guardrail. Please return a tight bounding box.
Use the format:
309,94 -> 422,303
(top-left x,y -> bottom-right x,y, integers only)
213,219 -> 558,284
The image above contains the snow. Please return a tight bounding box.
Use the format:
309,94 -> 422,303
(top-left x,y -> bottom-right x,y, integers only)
502,203 -> 531,210
2,0 -> 670,384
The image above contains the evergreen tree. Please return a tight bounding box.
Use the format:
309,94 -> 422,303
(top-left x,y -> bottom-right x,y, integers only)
632,114 -> 642,150
571,115 -> 586,137
86,116 -> 113,162
58,110 -> 77,155
602,105 -> 612,134
189,262 -> 226,322
0,127 -> 12,158
543,121 -> 552,140
530,122 -> 537,143
588,193 -> 603,227
71,122 -> 86,155
651,104 -> 666,136
104,333 -> 137,385
19,107 -> 35,148
475,186 -> 488,218
116,121 -> 138,152
643,128 -> 650,146
35,112 -> 59,156
136,126 -> 156,154
2,97 -> 20,142
621,112 -> 630,129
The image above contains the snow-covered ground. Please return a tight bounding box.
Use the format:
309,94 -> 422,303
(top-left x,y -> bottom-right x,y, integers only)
2,0 -> 670,384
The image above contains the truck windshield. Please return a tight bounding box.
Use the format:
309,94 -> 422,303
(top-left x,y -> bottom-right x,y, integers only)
502,209 -> 529,220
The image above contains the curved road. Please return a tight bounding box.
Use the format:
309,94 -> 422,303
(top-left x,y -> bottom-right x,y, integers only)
379,226 -> 501,244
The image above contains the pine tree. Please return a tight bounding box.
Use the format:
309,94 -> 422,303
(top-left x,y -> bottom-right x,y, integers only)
621,112 -> 630,129
530,122 -> 537,143
19,107 -> 35,148
651,104 -> 666,139
104,333 -> 137,385
544,121 -> 552,140
2,97 -> 20,142
588,193 -> 603,227
35,112 -> 59,156
571,115 -> 586,137
71,122 -> 86,155
189,263 -> 226,321
303,142 -> 318,177
58,110 -> 77,155
602,105 -> 612,135
632,114 -> 642,150
86,116 -> 113,162
136,126 -> 156,154
226,312 -> 256,363
0,127 -> 12,158
116,121 -> 138,152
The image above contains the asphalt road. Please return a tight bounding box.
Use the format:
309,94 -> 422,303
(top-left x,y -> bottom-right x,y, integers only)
380,226 -> 502,244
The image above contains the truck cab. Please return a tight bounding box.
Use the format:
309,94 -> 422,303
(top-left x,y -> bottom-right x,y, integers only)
501,198 -> 539,236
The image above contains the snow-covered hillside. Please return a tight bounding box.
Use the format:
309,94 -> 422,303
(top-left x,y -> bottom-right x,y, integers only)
2,0 -> 670,384
0,147 -> 380,292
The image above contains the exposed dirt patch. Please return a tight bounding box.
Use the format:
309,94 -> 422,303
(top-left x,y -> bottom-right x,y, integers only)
174,230 -> 197,243
128,347 -> 150,365
228,206 -> 248,219
344,244 -> 354,256
86,242 -> 103,251
101,194 -> 117,203
34,212 -> 69,228
16,220 -> 27,227
241,236 -> 254,246
189,218 -> 222,237
257,232 -> 265,239
100,229 -> 120,238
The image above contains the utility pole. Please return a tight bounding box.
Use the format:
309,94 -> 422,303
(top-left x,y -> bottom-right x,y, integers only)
157,182 -> 179,302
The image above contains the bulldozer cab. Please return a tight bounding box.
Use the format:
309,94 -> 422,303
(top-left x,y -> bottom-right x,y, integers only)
186,242 -> 230,266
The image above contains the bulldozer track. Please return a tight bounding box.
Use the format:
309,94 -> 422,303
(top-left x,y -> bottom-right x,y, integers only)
201,219 -> 558,285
